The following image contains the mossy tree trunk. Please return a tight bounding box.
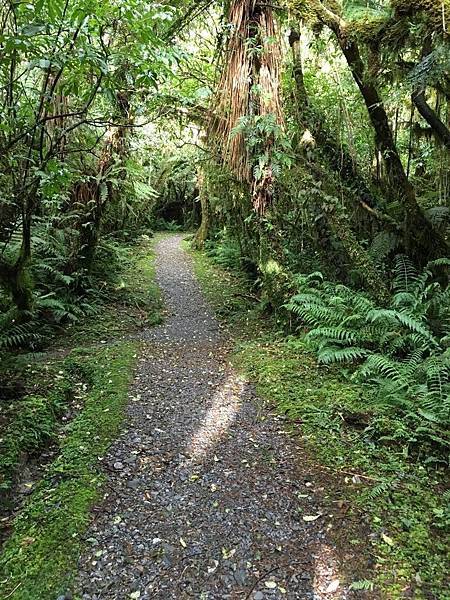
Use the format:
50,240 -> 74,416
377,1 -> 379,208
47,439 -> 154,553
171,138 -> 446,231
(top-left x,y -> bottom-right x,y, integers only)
0,211 -> 34,313
288,29 -> 389,301
69,84 -> 131,274
288,0 -> 449,264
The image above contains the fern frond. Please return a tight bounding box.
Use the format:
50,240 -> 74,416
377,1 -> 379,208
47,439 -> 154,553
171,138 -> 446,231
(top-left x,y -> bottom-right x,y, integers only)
306,327 -> 358,344
318,346 -> 371,364
393,255 -> 418,293
358,354 -> 402,381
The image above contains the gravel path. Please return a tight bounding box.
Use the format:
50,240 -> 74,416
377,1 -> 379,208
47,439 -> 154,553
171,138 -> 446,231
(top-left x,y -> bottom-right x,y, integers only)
74,235 -> 362,600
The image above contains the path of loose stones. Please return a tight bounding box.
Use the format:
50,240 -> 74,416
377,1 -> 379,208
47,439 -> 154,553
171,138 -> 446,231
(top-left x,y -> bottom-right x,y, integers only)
74,235 -> 356,600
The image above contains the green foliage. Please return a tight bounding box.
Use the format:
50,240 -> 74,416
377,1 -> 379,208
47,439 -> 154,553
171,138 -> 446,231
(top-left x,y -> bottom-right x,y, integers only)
0,342 -> 138,600
286,256 -> 450,456
0,236 -> 160,523
205,236 -> 244,271
0,0 -> 194,328
349,579 -> 375,591
232,114 -> 293,180
0,234 -> 163,353
147,149 -> 200,229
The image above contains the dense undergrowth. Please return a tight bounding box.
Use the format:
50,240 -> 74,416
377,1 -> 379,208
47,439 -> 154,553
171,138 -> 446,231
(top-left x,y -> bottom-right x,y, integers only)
0,234 -> 162,357
189,238 -> 450,599
0,238 -> 161,599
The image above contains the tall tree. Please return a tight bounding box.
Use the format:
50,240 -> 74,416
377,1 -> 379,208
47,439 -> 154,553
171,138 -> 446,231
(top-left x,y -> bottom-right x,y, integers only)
288,0 -> 449,264
210,0 -> 284,214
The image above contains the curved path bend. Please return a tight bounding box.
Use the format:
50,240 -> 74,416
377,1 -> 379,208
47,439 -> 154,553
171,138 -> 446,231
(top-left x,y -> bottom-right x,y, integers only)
75,235 -> 365,600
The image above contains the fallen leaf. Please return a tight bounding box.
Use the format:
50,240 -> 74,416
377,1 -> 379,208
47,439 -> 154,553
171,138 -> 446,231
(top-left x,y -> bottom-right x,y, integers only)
326,580 -> 340,593
21,537 -> 35,546
221,547 -> 236,559
207,560 -> 219,574
129,592 -> 140,599
265,581 -> 277,589
381,533 -> 394,547
303,514 -> 322,522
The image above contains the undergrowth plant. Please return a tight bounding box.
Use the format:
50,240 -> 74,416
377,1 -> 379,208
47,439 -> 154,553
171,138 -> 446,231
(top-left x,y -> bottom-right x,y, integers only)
286,256 -> 450,459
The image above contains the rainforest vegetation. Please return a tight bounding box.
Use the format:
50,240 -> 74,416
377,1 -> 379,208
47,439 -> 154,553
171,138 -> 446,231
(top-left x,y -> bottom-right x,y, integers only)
0,0 -> 449,598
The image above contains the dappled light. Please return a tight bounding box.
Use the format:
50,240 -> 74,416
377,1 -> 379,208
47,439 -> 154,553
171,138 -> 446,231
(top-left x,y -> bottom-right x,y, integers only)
312,543 -> 343,598
185,373 -> 245,462
0,0 -> 448,597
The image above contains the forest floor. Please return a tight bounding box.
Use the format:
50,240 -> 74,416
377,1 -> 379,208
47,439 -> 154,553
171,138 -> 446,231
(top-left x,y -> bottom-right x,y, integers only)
1,234 -> 445,599
73,234 -> 375,600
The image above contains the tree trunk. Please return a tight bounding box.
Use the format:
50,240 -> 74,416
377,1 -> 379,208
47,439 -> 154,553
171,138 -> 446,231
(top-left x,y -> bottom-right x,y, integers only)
193,171 -> 209,249
327,210 -> 390,304
0,249 -> 33,313
412,89 -> 450,149
289,30 -> 389,227
68,84 -> 131,274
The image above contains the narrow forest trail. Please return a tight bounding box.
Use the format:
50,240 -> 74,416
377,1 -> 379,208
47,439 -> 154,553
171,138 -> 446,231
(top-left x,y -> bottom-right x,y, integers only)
74,235 -> 362,600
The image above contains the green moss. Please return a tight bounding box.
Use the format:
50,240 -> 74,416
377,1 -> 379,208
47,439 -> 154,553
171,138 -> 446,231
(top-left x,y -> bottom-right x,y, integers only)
132,237 -> 164,326
190,246 -> 450,599
0,342 -> 139,600
0,366 -> 72,503
66,236 -> 164,345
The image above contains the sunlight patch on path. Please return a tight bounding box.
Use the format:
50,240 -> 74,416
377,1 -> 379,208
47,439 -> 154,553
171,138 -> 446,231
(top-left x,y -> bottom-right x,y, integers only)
185,373 -> 245,462
313,542 -> 343,597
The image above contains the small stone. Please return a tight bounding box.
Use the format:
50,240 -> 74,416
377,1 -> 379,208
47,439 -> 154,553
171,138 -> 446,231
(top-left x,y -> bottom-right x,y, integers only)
254,593 -> 264,600
127,479 -> 140,490
17,483 -> 34,495
114,462 -> 124,470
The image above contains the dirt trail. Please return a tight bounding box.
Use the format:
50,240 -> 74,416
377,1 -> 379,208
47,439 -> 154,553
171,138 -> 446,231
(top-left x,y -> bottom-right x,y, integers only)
75,235 -> 366,600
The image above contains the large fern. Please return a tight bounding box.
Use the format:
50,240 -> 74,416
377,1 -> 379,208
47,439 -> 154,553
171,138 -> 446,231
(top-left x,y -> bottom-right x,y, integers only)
286,256 -> 450,452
